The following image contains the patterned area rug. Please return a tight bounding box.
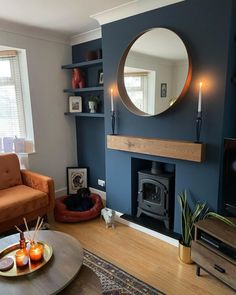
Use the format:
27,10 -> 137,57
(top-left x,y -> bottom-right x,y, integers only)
83,249 -> 165,295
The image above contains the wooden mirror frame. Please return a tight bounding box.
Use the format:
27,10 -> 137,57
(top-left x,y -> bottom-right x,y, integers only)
117,28 -> 192,117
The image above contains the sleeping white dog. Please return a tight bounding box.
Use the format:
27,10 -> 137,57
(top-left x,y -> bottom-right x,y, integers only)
101,208 -> 116,229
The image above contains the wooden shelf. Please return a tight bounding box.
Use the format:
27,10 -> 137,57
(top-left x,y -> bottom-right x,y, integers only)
64,86 -> 103,93
64,112 -> 104,118
107,135 -> 206,162
61,59 -> 103,69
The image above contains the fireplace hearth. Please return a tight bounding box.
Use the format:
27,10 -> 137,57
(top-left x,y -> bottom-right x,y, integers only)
136,162 -> 175,230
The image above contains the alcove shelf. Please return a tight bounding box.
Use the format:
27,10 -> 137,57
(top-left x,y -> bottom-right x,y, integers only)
61,58 -> 103,69
64,86 -> 103,93
64,112 -> 104,118
107,135 -> 206,163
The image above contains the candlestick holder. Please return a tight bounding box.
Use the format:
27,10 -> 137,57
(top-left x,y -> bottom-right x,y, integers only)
111,110 -> 115,135
196,111 -> 202,143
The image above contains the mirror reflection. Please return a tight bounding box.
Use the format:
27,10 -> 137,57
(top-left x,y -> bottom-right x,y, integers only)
120,28 -> 191,116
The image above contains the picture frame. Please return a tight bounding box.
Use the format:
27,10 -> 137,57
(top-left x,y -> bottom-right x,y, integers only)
69,96 -> 82,113
160,83 -> 167,98
67,167 -> 88,195
98,70 -> 104,85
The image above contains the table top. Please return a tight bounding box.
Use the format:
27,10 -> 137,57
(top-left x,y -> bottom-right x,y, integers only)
0,230 -> 83,295
194,217 -> 236,248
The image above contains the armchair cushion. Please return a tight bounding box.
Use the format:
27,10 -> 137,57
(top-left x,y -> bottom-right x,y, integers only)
0,153 -> 55,233
0,154 -> 22,190
21,170 -> 55,210
0,185 -> 48,223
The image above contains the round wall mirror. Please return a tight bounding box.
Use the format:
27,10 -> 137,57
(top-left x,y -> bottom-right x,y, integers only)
117,28 -> 192,116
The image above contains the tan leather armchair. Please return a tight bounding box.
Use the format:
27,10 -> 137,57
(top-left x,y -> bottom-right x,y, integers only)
0,153 -> 55,233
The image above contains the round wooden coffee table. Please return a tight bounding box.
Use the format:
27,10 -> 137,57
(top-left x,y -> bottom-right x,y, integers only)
0,231 -> 84,294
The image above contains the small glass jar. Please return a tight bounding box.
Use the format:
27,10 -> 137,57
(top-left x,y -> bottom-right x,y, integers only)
15,248 -> 29,267
29,243 -> 44,262
15,232 -> 29,267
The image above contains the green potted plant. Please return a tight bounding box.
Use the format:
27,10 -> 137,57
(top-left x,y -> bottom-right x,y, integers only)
178,190 -> 206,263
88,96 -> 100,113
178,190 -> 236,264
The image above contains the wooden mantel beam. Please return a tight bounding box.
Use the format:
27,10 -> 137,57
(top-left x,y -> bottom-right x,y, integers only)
107,135 -> 206,163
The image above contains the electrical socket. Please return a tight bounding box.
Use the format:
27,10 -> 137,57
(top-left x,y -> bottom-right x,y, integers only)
98,179 -> 105,187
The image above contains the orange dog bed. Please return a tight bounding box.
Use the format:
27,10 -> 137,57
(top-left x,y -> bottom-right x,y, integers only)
54,194 -> 103,223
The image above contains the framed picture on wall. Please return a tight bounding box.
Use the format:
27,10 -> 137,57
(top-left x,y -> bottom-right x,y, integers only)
67,167 -> 88,195
98,70 -> 104,85
160,83 -> 167,98
69,96 -> 82,113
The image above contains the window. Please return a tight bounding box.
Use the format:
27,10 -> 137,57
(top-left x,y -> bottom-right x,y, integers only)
124,72 -> 148,112
0,49 -> 34,153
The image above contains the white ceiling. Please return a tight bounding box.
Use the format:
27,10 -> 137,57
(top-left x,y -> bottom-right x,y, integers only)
0,0 -> 131,36
0,0 -> 184,40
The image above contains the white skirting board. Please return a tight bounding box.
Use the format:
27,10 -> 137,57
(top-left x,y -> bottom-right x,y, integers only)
55,187 -> 67,197
89,187 -> 106,201
56,187 -> 178,247
114,211 -> 178,247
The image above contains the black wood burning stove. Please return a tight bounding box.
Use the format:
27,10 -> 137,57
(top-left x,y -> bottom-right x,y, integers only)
136,162 -> 174,229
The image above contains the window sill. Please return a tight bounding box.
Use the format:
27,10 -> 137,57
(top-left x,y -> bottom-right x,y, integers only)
0,151 -> 36,155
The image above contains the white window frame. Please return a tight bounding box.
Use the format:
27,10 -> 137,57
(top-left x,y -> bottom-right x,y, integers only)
0,48 -> 35,154
124,72 -> 148,112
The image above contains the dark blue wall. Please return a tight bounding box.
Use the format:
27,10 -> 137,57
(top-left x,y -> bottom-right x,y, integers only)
72,39 -> 106,191
76,117 -> 105,191
72,39 -> 102,63
102,0 -> 234,233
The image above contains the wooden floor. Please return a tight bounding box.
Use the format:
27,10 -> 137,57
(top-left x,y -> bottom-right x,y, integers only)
52,218 -> 235,295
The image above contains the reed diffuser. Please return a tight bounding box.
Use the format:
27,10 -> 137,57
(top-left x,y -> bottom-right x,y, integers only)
15,216 -> 45,262
30,217 -> 44,261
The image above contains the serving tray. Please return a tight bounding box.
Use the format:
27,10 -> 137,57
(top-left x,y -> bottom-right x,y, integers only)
0,241 -> 53,277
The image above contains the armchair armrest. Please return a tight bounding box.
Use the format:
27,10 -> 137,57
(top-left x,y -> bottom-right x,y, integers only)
21,170 -> 55,211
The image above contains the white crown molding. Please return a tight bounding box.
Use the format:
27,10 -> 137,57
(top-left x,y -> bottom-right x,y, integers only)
70,28 -> 102,45
0,19 -> 70,45
91,0 -> 185,26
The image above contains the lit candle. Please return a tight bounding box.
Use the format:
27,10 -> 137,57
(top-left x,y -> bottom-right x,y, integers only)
15,249 -> 29,267
198,82 -> 202,112
29,243 -> 44,261
110,88 -> 114,112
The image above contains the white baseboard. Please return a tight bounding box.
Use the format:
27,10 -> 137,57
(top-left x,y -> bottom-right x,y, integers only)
55,187 -> 67,198
114,210 -> 178,247
55,188 -> 177,246
89,187 -> 106,201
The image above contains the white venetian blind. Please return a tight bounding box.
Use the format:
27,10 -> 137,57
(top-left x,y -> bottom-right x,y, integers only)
0,50 -> 26,138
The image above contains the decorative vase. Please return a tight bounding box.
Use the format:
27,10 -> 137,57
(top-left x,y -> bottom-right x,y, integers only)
88,101 -> 97,113
85,50 -> 97,61
72,68 -> 85,89
178,241 -> 193,264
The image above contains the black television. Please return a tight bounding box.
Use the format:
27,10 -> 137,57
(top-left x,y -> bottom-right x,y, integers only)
222,138 -> 236,216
